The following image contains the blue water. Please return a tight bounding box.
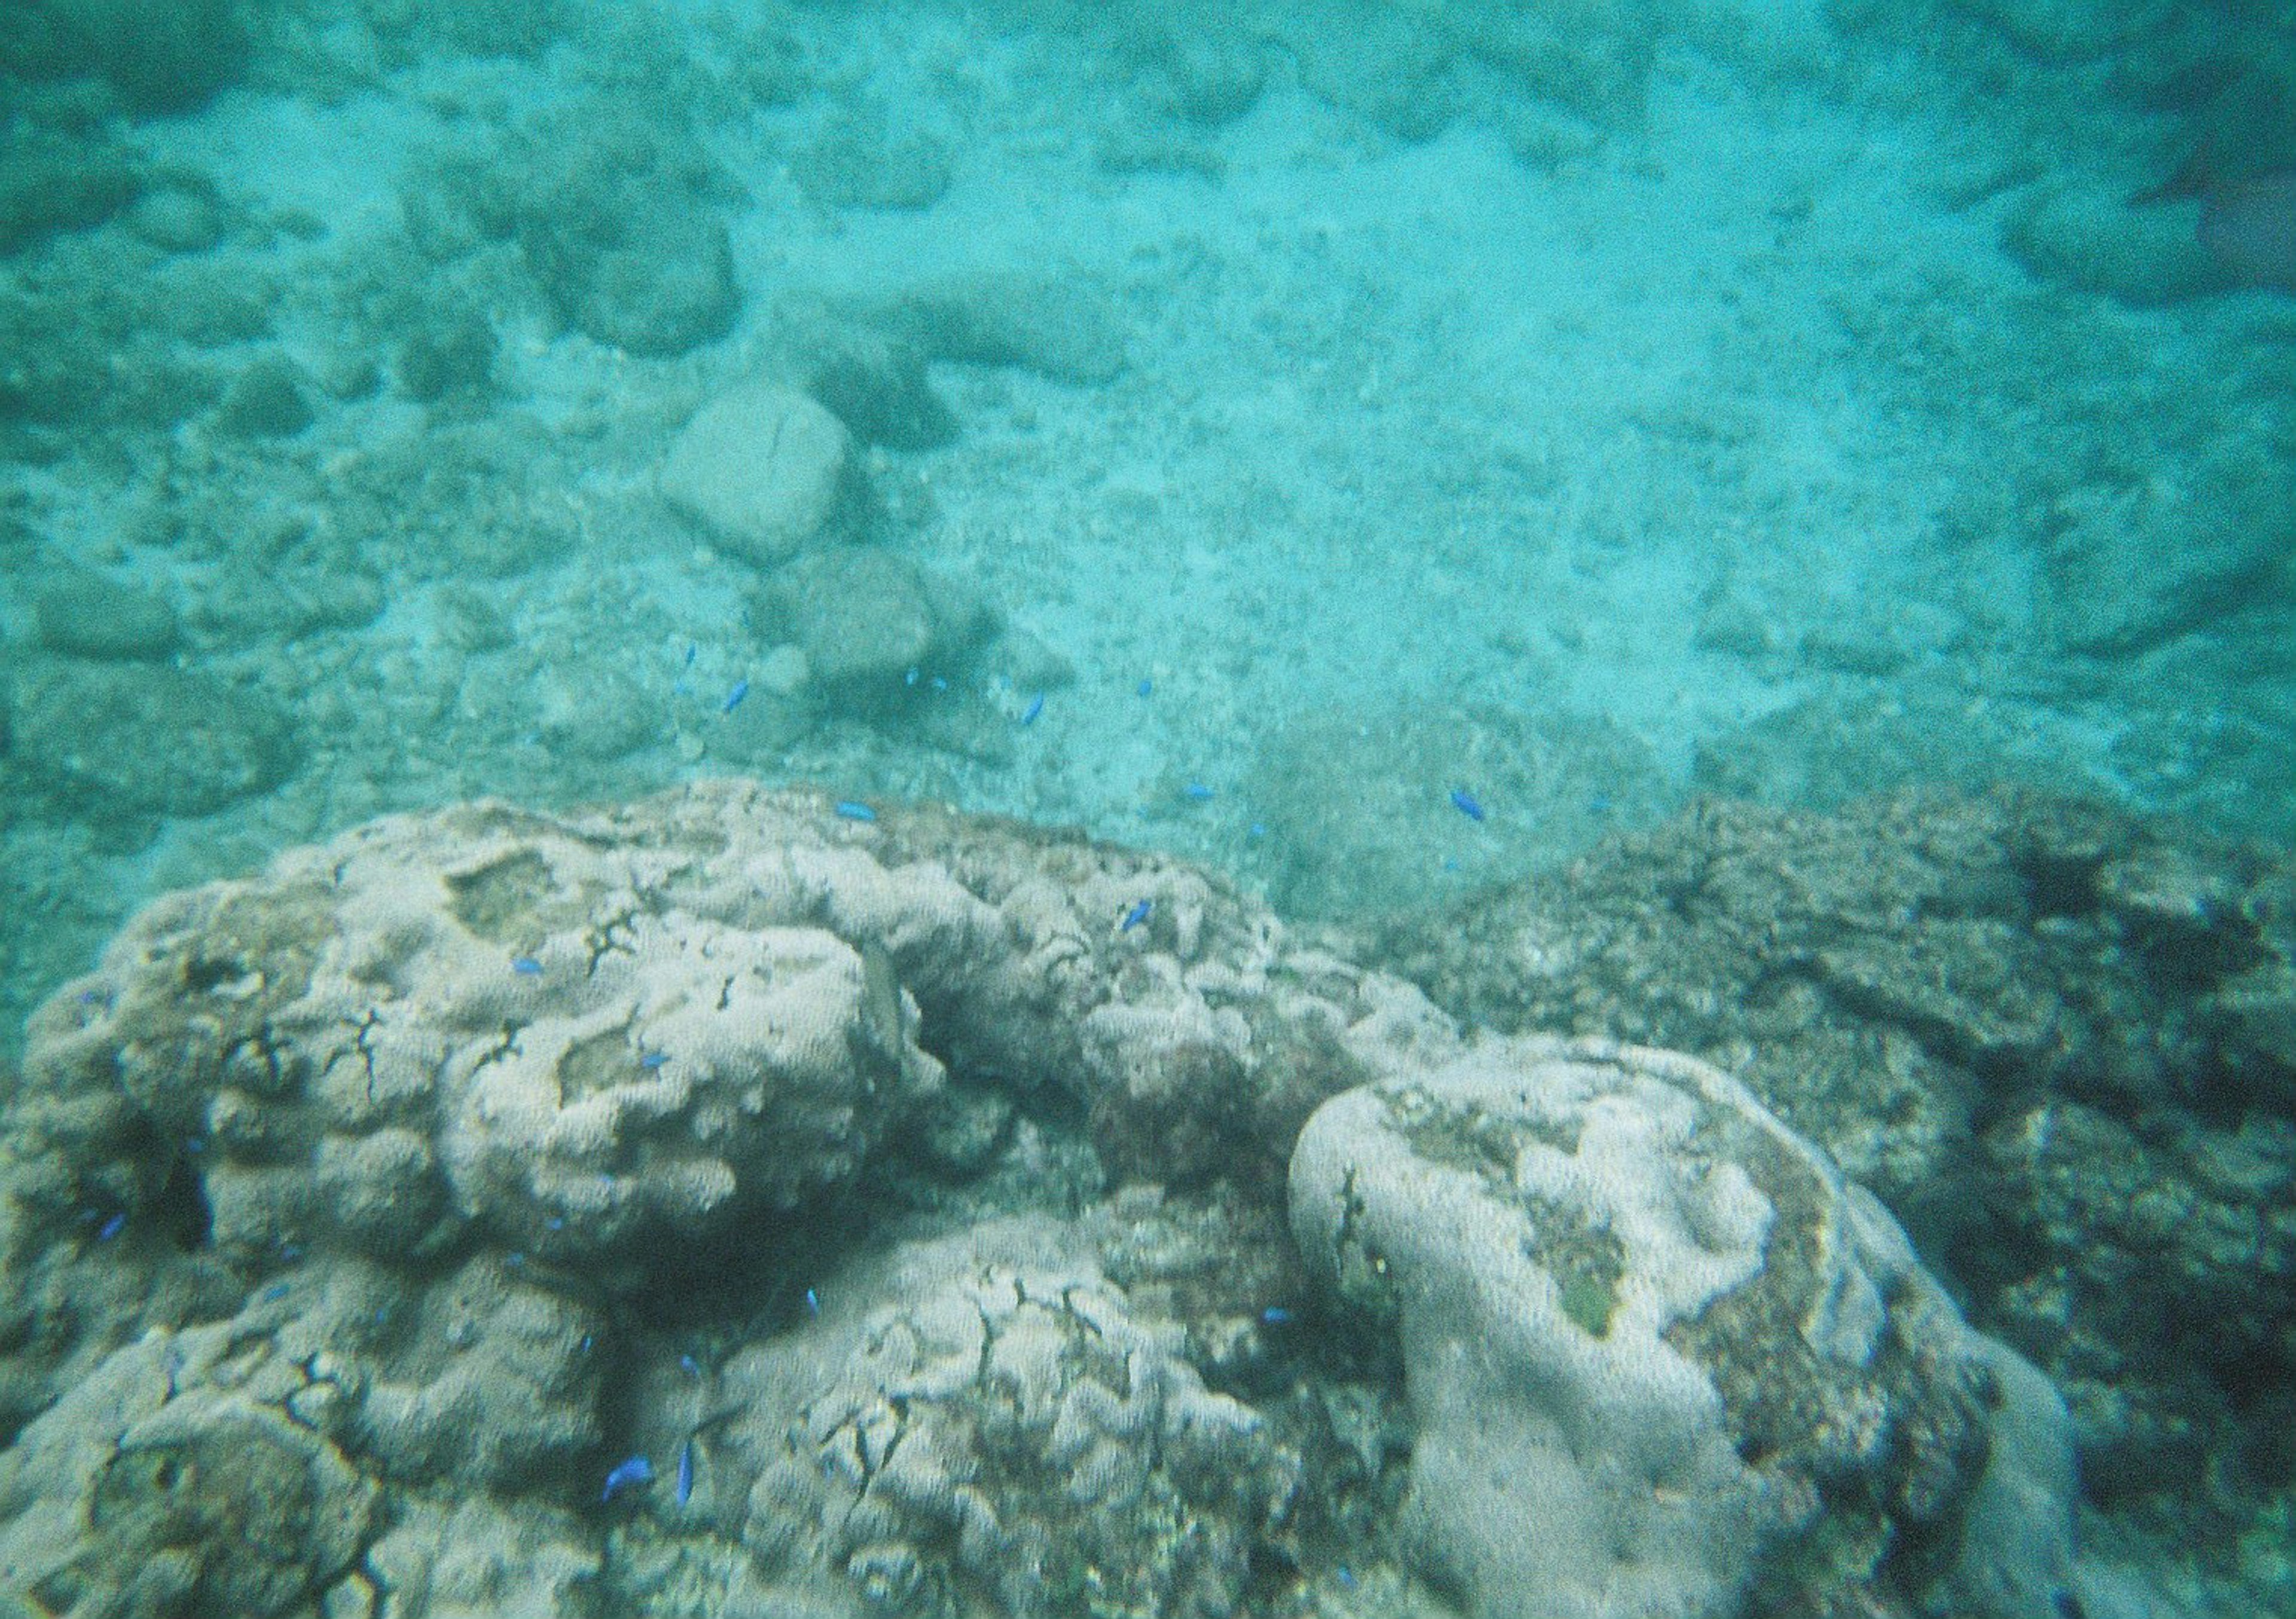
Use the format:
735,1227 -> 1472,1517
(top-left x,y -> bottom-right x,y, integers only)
1,1 -> 2291,1614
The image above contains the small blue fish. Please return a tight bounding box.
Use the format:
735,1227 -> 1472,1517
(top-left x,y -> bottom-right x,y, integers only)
683,643 -> 697,668
676,1440 -> 695,1507
1449,788 -> 1485,823
1021,694 -> 1045,725
833,801 -> 877,822
97,1212 -> 126,1241
1137,678 -> 1153,697
804,1287 -> 820,1316
1119,898 -> 1152,932
639,1052 -> 668,1070
511,956 -> 543,976
720,679 -> 750,715
260,1282 -> 291,1303
1260,1306 -> 1292,1325
680,1354 -> 701,1377
602,1455 -> 653,1502
1183,781 -> 1214,801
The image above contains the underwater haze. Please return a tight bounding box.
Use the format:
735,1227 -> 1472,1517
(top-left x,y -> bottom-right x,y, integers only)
2,0 -> 2294,1615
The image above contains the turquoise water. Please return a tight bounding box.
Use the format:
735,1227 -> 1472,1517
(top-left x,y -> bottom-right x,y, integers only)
2,2 -> 2292,1615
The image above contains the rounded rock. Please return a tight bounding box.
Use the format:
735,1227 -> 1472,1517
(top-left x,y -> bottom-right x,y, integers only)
660,384 -> 857,566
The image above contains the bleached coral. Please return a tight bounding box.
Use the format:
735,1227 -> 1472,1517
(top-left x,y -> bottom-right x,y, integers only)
0,783 -> 2085,1619
731,1218 -> 1300,1619
0,1320 -> 376,1619
17,794 -> 947,1273
1290,1035 -> 2071,1619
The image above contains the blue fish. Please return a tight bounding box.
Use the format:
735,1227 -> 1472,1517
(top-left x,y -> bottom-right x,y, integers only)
639,1052 -> 668,1070
1183,782 -> 1214,801
1119,898 -> 1152,932
1260,1306 -> 1291,1325
720,679 -> 750,714
676,1440 -> 695,1507
602,1455 -> 653,1502
833,801 -> 877,822
511,956 -> 543,976
1449,788 -> 1485,822
804,1287 -> 820,1316
1137,678 -> 1153,698
96,1212 -> 126,1241
1021,694 -> 1045,725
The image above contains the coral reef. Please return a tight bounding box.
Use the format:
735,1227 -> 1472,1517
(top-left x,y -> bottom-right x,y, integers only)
0,783 -> 2088,1618
1386,786 -> 2296,1532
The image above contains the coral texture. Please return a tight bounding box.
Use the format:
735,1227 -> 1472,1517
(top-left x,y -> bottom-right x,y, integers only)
1290,1035 -> 2067,1619
0,783 -> 2081,1619
1386,787 -> 2296,1523
734,1218 -> 1300,1619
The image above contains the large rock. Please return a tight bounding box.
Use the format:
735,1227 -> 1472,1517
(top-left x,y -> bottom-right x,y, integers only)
0,0 -> 245,113
661,385 -> 860,566
527,207 -> 738,357
757,545 -> 996,709
30,567 -> 178,661
5,661 -> 301,833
